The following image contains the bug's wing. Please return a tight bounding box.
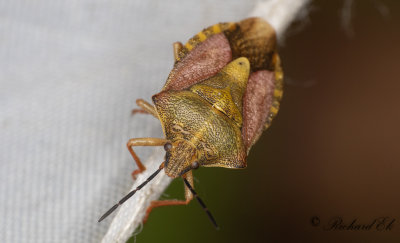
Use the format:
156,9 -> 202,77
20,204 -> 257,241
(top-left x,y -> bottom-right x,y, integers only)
242,54 -> 283,153
231,18 -> 283,153
162,23 -> 239,92
161,17 -> 284,153
162,18 -> 276,92
242,70 -> 275,152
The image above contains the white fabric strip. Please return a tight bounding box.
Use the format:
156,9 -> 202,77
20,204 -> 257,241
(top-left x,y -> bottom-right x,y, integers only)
101,0 -> 310,242
0,0 -> 309,242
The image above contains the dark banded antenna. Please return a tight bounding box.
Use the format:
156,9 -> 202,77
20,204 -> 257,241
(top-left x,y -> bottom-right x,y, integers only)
183,178 -> 219,230
98,167 -> 163,222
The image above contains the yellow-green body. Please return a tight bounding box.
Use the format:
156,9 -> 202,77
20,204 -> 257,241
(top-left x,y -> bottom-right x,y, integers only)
151,18 -> 283,178
99,17 -> 284,225
153,58 -> 250,177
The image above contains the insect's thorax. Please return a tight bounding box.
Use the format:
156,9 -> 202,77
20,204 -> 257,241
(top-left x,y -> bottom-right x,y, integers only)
152,86 -> 247,174
152,57 -> 250,176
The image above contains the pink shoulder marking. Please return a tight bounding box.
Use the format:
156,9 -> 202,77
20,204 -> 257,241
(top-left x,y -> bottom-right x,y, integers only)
242,70 -> 276,152
163,33 -> 232,91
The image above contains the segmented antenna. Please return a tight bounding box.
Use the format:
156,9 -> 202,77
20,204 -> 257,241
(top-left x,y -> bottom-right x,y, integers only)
183,178 -> 219,230
98,167 -> 163,222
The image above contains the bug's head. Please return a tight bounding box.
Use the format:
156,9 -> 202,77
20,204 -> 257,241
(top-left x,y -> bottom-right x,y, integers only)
163,139 -> 199,178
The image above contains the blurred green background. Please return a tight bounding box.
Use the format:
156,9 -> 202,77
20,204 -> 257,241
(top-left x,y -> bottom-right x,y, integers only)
129,1 -> 400,242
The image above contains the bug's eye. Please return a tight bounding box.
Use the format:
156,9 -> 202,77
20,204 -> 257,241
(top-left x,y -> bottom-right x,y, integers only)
191,161 -> 199,170
164,142 -> 172,151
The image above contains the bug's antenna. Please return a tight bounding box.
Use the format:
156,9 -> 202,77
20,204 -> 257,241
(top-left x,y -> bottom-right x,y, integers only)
183,178 -> 219,230
98,166 -> 163,222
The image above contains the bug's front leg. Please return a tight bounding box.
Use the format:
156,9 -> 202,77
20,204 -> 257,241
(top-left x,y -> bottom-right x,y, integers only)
131,99 -> 158,118
143,171 -> 194,223
127,137 -> 168,180
173,42 -> 183,61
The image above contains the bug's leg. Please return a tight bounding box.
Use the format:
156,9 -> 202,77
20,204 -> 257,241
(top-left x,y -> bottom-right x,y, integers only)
131,99 -> 158,118
173,42 -> 183,61
127,137 -> 168,180
143,171 -> 194,223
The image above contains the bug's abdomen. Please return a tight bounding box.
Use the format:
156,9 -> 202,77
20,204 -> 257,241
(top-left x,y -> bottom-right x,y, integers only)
226,18 -> 278,72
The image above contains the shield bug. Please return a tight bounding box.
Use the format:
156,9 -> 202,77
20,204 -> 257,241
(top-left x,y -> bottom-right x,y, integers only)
99,17 -> 283,229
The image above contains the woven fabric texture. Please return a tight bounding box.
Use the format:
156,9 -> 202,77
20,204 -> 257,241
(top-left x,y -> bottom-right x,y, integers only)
0,1 -> 256,242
